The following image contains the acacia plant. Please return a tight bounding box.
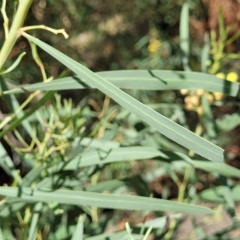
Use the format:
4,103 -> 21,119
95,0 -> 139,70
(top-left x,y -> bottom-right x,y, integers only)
0,0 -> 239,239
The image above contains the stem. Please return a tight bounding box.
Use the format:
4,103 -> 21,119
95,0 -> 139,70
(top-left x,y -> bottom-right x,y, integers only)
177,166 -> 192,202
0,0 -> 33,70
164,167 -> 192,240
1,0 -> 9,39
21,25 -> 69,39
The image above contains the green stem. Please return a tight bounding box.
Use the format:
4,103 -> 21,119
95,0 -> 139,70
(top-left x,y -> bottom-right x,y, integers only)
0,0 -> 33,70
164,166 -> 192,240
177,166 -> 192,202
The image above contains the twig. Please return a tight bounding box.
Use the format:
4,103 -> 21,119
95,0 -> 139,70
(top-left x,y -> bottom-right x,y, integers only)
1,0 -> 9,39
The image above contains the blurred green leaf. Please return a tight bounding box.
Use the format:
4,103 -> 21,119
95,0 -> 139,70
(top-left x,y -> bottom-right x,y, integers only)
173,160 -> 240,178
219,186 -> 235,210
216,113 -> 240,132
0,228 -> 3,240
192,161 -> 240,178
27,202 -> 42,240
71,215 -> 84,240
201,33 -> 210,73
22,165 -> 44,187
180,2 -> 191,71
199,185 -> 240,202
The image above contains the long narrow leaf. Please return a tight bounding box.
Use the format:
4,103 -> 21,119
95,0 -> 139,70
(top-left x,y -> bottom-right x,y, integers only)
47,147 -> 240,178
3,70 -> 239,96
180,2 -> 191,71
22,34 -> 224,162
71,215 -> 84,240
201,33 -> 210,73
27,202 -> 42,240
0,186 -> 214,214
199,185 -> 240,202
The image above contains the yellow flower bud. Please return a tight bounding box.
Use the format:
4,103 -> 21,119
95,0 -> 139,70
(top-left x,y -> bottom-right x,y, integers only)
197,106 -> 203,115
226,72 -> 238,82
185,102 -> 193,110
147,39 -> 161,54
191,96 -> 200,106
184,96 -> 192,103
216,72 -> 225,79
213,92 -> 223,101
207,94 -> 214,103
196,89 -> 204,96
148,44 -> 157,53
180,89 -> 189,95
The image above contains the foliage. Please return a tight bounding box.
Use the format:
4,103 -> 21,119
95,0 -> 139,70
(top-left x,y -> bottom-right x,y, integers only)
0,0 -> 240,239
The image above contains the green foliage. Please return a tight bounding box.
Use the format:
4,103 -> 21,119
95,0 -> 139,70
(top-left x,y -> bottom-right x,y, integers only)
0,0 -> 240,239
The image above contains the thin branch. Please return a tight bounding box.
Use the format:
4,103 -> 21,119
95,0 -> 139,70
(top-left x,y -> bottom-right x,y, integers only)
1,0 -> 9,39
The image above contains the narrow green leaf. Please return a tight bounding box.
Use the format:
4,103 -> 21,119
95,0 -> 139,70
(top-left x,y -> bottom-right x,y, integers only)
199,185 -> 240,202
47,147 -> 240,179
73,137 -> 120,151
0,52 -> 26,75
173,160 -> 240,178
0,186 -> 214,214
48,147 -> 171,173
3,70 -> 239,96
22,165 -> 44,187
22,34 -> 224,162
38,176 -> 125,192
192,161 -> 240,178
201,33 -> 210,73
180,2 -> 191,71
71,215 -> 84,240
52,146 -> 236,177
27,202 -> 42,240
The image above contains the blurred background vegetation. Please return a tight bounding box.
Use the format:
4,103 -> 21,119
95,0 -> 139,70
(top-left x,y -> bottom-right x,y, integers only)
2,0 -> 240,81
2,0 -> 204,81
2,0 -> 240,90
